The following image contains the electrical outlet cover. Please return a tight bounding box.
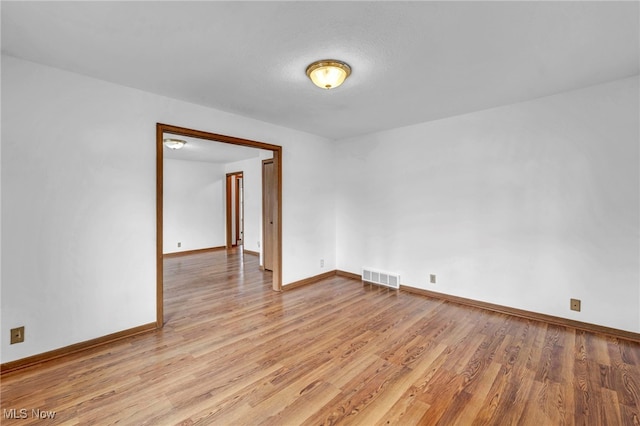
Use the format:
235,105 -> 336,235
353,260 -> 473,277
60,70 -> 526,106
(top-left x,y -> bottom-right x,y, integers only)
10,326 -> 25,344
570,298 -> 581,312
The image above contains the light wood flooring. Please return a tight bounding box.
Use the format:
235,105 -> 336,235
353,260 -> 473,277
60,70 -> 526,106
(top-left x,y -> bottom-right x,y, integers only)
1,249 -> 639,425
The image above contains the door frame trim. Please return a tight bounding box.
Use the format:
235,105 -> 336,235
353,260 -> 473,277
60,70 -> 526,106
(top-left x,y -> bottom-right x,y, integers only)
262,158 -> 276,275
156,123 -> 283,328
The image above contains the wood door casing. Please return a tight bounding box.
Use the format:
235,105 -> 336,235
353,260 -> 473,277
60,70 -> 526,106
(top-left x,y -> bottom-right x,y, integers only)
157,122 -> 283,328
235,177 -> 242,245
262,159 -> 276,272
226,174 -> 232,248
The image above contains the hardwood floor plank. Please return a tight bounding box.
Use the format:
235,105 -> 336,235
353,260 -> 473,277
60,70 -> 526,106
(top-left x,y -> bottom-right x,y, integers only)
262,380 -> 340,426
345,344 -> 449,426
466,336 -> 537,426
454,361 -> 503,425
1,249 -> 639,425
302,357 -> 403,425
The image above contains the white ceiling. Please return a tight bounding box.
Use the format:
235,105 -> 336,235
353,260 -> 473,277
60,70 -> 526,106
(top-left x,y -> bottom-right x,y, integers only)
162,133 -> 268,163
2,1 -> 638,140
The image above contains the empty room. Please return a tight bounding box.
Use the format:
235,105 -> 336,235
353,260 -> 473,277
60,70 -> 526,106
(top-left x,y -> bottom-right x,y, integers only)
1,1 -> 639,425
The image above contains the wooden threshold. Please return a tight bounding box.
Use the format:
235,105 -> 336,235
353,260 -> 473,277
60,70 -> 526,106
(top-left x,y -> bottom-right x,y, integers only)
243,249 -> 259,256
1,322 -> 156,375
163,246 -> 226,258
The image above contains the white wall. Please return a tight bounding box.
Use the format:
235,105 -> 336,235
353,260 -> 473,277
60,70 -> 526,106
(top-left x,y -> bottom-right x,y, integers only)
163,159 -> 225,253
335,76 -> 639,333
283,134 -> 337,281
2,53 -> 635,366
224,151 -> 272,257
1,55 -> 336,363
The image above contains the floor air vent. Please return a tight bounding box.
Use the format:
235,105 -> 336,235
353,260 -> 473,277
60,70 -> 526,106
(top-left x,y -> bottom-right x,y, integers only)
362,267 -> 400,289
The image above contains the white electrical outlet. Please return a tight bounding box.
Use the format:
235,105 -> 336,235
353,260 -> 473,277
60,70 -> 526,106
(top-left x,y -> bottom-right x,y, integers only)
430,274 -> 436,284
177,242 -> 181,248
320,259 -> 324,268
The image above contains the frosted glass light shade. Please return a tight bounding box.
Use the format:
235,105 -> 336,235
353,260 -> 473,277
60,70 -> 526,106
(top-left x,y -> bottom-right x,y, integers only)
306,60 -> 351,89
163,138 -> 187,150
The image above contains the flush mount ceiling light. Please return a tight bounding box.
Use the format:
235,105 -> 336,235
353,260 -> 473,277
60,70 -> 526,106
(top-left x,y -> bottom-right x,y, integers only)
306,60 -> 351,89
163,138 -> 187,150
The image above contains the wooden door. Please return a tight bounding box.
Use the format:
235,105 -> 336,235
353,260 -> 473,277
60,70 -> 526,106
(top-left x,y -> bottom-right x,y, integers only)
262,159 -> 276,271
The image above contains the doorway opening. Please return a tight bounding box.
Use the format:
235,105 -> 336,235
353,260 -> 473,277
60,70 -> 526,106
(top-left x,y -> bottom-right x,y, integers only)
226,172 -> 243,249
156,123 -> 282,328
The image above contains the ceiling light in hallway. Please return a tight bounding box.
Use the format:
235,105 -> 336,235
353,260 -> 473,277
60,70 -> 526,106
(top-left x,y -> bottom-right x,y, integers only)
163,138 -> 187,150
306,60 -> 351,89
